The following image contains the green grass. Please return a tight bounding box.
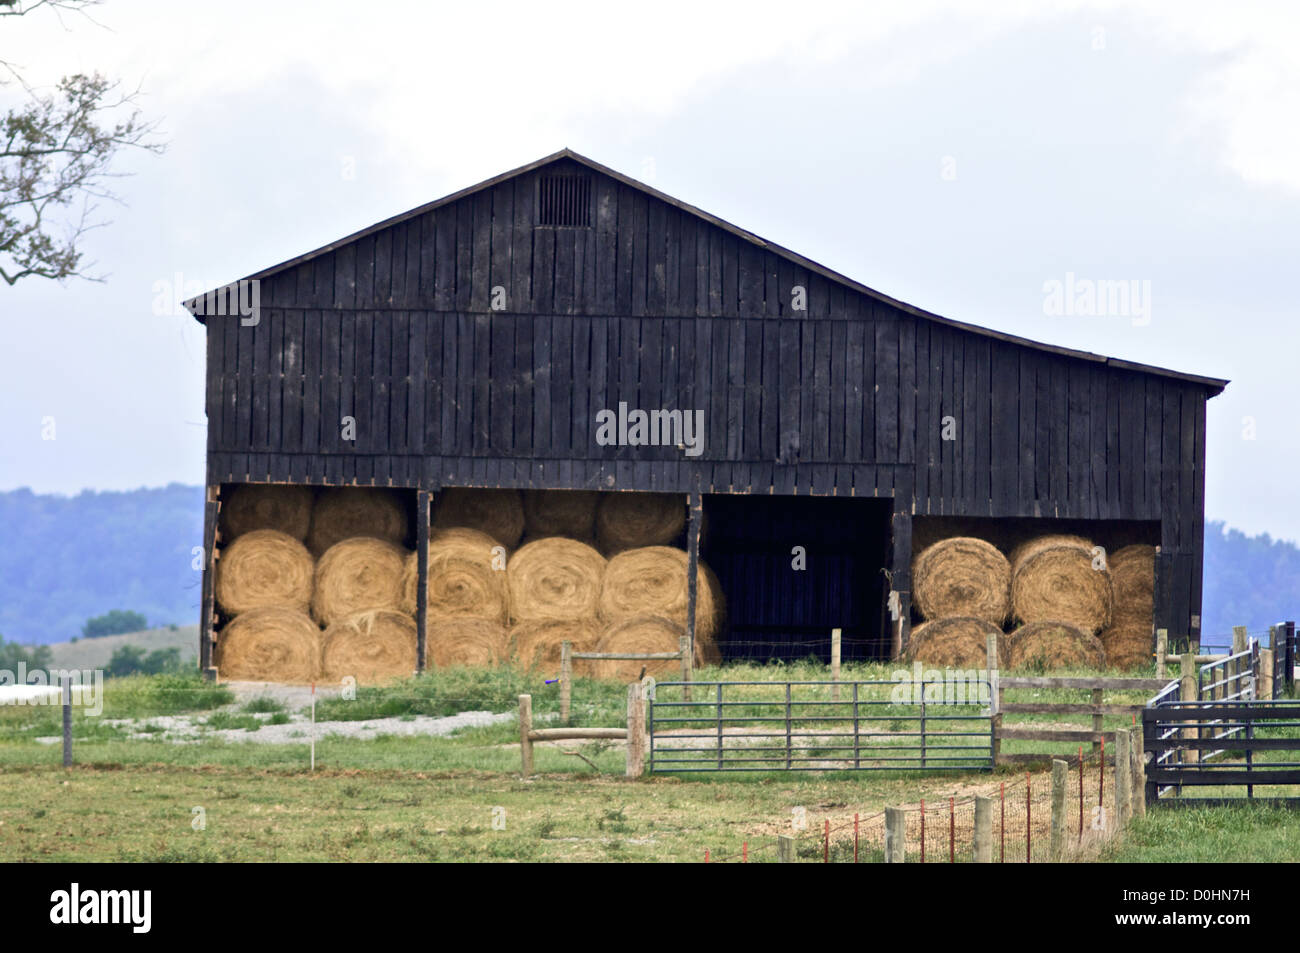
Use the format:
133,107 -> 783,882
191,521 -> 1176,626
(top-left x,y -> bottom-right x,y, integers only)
1104,804 -> 1300,862
240,696 -> 285,714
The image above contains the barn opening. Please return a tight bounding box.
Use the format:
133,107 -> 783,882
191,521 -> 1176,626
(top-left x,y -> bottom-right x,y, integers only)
702,494 -> 893,663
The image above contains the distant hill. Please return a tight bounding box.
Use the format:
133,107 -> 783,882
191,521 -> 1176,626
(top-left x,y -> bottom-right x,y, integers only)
0,485 -> 203,645
45,625 -> 199,671
0,485 -> 1295,648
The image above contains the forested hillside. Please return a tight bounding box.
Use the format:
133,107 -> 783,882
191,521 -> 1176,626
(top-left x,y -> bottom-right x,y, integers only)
0,485 -> 1294,646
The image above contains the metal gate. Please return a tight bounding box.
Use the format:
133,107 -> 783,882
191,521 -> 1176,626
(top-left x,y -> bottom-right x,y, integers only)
647,678 -> 994,773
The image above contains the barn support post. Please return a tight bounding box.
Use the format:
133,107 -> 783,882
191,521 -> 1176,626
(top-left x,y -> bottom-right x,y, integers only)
684,490 -> 703,666
198,486 -> 220,680
415,489 -> 431,672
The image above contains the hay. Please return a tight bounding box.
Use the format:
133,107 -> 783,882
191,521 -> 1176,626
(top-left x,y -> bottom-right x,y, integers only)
321,610 -> 417,683
220,484 -> 313,541
912,537 -> 1010,625
1108,544 -> 1155,623
217,607 -> 321,682
403,527 -> 509,623
307,488 -> 410,556
509,618 -> 600,675
522,489 -> 599,540
591,615 -> 704,681
1100,619 -> 1154,671
215,529 -> 314,616
905,617 -> 1004,668
595,492 -> 685,554
507,537 -> 606,623
433,488 -> 524,550
427,618 -> 509,668
598,546 -> 721,642
1010,535 -> 1112,635
311,537 -> 408,627
1006,621 -> 1106,670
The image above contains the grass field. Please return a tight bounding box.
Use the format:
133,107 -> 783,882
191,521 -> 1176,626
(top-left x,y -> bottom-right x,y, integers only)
44,625 -> 198,670
2,658 -> 1296,862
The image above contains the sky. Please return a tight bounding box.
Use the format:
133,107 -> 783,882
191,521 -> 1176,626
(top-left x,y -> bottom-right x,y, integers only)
0,0 -> 1297,540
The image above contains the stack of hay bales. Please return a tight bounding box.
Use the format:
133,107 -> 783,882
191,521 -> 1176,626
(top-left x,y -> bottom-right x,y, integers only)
412,488 -> 724,678
215,487 -> 415,683
1098,544 -> 1156,670
909,531 -> 1153,671
907,537 -> 1009,667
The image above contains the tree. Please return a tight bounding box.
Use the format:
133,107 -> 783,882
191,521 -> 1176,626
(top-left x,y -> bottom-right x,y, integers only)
1,0 -> 164,285
106,644 -> 181,677
0,632 -> 52,670
82,608 -> 147,638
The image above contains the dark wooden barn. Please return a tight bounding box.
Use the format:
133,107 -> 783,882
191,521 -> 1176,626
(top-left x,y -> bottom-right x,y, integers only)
186,148 -> 1227,672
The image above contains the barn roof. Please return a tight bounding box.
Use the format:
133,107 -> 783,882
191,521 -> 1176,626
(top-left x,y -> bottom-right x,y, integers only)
185,148 -> 1228,395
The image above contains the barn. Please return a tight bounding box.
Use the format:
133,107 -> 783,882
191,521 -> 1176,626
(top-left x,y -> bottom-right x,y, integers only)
185,148 -> 1226,678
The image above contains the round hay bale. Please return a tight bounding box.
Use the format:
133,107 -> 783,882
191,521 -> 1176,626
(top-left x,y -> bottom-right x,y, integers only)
598,546 -> 721,641
1008,534 -> 1093,568
321,610 -> 417,683
507,537 -> 606,623
220,484 -> 313,541
1006,621 -> 1106,671
217,606 -> 321,682
591,615 -> 708,681
522,489 -> 599,540
215,529 -> 314,616
427,618 -> 509,668
311,537 -> 408,627
905,617 -> 1004,668
912,537 -> 1010,625
1108,544 -> 1155,624
307,488 -> 410,556
1010,535 -> 1112,635
595,492 -> 685,554
509,618 -> 600,675
403,528 -> 509,623
1100,619 -> 1154,671
433,488 -> 524,550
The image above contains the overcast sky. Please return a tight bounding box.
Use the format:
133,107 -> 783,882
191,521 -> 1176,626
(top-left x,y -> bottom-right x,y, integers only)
1,1 -> 1296,541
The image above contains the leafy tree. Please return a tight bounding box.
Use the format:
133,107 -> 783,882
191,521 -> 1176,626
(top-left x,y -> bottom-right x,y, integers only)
0,632 -> 52,670
106,644 -> 182,677
82,608 -> 147,638
1,0 -> 164,285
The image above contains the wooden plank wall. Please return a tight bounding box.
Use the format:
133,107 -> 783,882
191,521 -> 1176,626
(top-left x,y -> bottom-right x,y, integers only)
202,160 -> 1212,640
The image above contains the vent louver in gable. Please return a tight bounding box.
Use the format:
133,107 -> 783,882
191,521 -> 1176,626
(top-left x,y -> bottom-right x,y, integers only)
537,173 -> 592,227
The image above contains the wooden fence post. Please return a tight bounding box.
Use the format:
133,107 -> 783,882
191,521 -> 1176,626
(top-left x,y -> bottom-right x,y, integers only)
1155,628 -> 1168,679
778,835 -> 794,864
626,682 -> 646,779
560,641 -> 573,725
518,694 -> 533,777
973,796 -> 992,863
61,674 -> 72,768
1261,648 -> 1275,701
884,807 -> 906,864
1091,687 -> 1104,755
1114,728 -> 1131,830
831,628 -> 842,702
1181,651 -> 1199,766
986,633 -> 1001,764
1129,726 -> 1146,819
1049,759 -> 1067,862
679,634 -> 693,704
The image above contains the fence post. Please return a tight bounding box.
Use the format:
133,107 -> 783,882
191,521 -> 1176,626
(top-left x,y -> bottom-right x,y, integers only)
830,628 -> 842,702
884,808 -> 906,864
61,674 -> 72,768
518,694 -> 533,777
1129,726 -> 1146,819
778,834 -> 795,864
626,682 -> 646,779
1091,687 -> 1104,756
1114,728 -> 1131,830
1155,628 -> 1168,679
560,641 -> 573,726
986,633 -> 1001,764
679,634 -> 693,704
1049,759 -> 1067,862
1233,626 -> 1249,700
1261,648 -> 1275,701
1181,651 -> 1199,766
973,796 -> 992,863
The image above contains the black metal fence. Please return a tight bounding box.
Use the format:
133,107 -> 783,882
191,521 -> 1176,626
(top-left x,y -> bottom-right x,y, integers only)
1143,700 -> 1300,805
647,678 -> 995,773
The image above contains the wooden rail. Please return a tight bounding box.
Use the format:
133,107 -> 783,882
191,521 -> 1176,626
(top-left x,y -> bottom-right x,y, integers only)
559,638 -> 693,723
519,687 -> 648,778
